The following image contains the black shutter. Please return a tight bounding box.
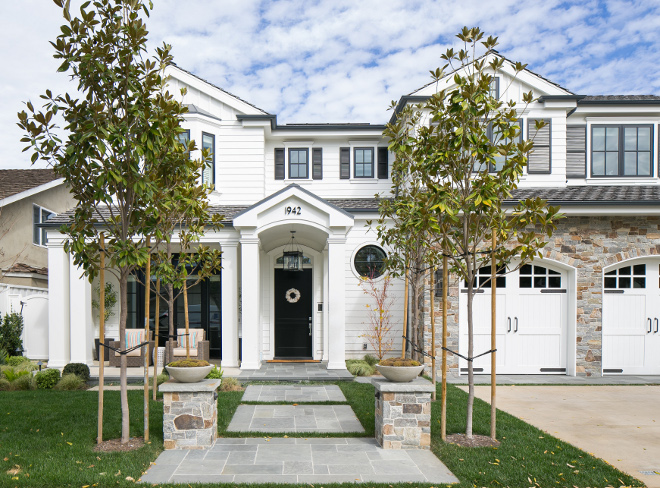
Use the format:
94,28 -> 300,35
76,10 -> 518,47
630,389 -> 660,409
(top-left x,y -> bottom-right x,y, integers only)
528,119 -> 551,174
274,148 -> 285,180
566,125 -> 587,178
377,147 -> 388,179
340,147 -> 350,179
312,148 -> 323,180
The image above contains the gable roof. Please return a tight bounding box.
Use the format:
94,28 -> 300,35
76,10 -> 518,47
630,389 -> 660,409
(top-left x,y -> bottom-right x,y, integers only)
0,169 -> 64,205
409,50 -> 573,97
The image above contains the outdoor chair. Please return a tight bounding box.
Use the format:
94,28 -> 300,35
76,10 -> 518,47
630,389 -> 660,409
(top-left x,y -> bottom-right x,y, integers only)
165,328 -> 210,363
109,329 -> 154,367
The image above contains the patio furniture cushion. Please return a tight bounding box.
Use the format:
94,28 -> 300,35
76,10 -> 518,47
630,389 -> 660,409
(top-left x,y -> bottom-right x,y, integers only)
177,328 -> 204,349
115,329 -> 146,357
172,347 -> 198,357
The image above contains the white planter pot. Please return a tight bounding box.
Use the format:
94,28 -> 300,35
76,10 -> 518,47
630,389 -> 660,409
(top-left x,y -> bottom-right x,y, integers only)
375,364 -> 424,382
165,365 -> 213,383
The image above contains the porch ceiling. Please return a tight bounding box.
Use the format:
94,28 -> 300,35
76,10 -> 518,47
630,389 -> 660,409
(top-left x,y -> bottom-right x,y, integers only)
258,223 -> 328,253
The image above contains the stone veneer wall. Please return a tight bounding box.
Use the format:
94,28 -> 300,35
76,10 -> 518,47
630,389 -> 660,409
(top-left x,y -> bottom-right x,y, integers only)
161,379 -> 220,449
423,216 -> 660,377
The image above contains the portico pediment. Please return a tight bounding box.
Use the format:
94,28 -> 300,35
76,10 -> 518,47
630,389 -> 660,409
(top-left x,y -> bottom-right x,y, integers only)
232,185 -> 354,251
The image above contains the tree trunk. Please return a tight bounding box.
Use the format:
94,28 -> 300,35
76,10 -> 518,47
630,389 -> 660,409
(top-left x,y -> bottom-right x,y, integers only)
466,271 -> 475,439
118,268 -> 130,443
167,283 -> 174,349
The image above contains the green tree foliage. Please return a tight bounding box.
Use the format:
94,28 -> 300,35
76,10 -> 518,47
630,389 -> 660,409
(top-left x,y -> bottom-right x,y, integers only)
0,312 -> 24,356
381,27 -> 562,437
17,0 -> 220,442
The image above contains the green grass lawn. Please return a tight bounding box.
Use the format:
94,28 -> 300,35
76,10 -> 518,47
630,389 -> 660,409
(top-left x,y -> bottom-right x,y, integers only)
0,383 -> 644,487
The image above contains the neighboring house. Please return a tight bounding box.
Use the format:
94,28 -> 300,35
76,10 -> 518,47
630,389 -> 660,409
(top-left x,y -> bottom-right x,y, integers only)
45,53 -> 660,377
0,169 -> 76,359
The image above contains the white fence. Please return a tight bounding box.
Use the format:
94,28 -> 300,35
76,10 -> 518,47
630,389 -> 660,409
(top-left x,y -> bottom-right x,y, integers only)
0,284 -> 49,360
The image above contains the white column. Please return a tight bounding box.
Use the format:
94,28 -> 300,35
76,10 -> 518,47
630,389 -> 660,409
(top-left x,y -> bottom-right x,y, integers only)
47,238 -> 70,369
69,260 -> 94,365
240,235 -> 261,369
220,241 -> 239,367
326,233 -> 347,369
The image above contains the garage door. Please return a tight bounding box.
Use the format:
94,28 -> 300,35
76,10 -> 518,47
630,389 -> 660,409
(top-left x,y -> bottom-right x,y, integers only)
459,263 -> 568,374
602,261 -> 660,374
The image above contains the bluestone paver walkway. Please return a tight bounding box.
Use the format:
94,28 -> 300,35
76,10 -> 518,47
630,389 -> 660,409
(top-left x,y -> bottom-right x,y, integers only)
139,437 -> 459,484
241,384 -> 347,402
227,404 -> 364,433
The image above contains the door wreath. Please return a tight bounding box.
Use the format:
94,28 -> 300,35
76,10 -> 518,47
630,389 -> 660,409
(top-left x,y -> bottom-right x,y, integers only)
285,288 -> 301,303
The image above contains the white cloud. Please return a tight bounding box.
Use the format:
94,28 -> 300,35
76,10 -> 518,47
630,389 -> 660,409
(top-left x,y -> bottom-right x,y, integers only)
1,0 -> 660,169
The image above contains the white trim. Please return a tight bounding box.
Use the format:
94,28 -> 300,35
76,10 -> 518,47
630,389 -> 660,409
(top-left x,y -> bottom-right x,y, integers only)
0,178 -> 65,208
2,272 -> 47,281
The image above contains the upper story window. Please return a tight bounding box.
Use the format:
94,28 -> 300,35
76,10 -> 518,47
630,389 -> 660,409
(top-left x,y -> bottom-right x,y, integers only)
33,204 -> 54,247
474,122 -> 522,173
201,132 -> 215,185
354,148 -> 374,178
489,77 -> 500,100
288,148 -> 309,179
591,125 -> 653,177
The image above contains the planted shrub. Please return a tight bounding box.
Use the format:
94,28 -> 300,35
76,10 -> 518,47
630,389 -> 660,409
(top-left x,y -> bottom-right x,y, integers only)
3,368 -> 30,382
0,378 -> 10,391
167,359 -> 209,367
11,373 -> 36,391
156,372 -> 169,386
378,357 -> 421,367
0,347 -> 7,365
62,363 -> 90,382
346,359 -> 376,377
0,312 -> 24,355
35,368 -> 61,389
55,374 -> 85,391
205,365 -> 223,379
220,377 -> 243,392
363,354 -> 378,366
6,356 -> 30,367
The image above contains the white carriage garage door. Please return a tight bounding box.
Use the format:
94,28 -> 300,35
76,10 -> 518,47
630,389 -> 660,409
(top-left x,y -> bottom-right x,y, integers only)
603,260 -> 660,375
459,263 -> 568,374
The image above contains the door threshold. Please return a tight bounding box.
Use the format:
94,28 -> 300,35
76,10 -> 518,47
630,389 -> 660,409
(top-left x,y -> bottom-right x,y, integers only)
267,359 -> 320,363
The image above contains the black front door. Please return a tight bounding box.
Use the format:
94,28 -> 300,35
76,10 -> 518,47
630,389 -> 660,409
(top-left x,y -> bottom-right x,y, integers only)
274,268 -> 313,358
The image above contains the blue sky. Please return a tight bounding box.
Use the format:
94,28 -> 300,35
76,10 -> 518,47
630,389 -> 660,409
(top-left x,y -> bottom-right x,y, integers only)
1,0 -> 659,169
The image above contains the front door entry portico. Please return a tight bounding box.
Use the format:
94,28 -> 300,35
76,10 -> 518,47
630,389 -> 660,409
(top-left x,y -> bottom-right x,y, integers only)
274,268 -> 313,358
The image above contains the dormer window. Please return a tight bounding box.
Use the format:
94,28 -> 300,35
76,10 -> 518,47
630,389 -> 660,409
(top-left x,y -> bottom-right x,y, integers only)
591,125 -> 653,177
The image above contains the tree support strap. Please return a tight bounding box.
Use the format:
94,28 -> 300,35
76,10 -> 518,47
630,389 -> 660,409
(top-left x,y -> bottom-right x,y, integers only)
402,335 -> 496,363
100,341 -> 150,355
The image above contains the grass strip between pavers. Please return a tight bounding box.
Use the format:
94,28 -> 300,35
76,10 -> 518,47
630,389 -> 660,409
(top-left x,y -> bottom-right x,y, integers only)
0,382 -> 644,487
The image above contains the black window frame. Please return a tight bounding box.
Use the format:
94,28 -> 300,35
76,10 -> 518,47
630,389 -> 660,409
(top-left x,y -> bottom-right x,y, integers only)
288,148 -> 309,179
201,131 -> 215,185
33,204 -> 54,247
353,245 -> 387,278
353,147 -> 375,178
591,124 -> 654,178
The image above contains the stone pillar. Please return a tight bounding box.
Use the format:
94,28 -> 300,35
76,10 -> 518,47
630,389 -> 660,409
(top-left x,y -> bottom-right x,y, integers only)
326,234 -> 346,369
69,261 -> 94,365
220,240 -> 239,368
47,237 -> 70,369
160,379 -> 221,450
372,377 -> 434,449
240,235 -> 261,369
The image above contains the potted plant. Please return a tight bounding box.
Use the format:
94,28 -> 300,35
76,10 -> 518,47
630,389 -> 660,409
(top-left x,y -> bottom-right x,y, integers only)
375,357 -> 424,382
165,359 -> 213,383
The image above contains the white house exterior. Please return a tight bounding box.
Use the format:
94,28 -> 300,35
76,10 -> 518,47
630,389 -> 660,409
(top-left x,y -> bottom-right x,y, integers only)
45,53 -> 660,377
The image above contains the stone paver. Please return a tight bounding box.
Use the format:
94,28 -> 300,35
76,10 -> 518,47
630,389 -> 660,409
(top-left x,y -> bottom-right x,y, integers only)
139,437 -> 458,484
236,361 -> 354,382
242,384 -> 346,402
227,405 -> 364,433
464,385 -> 660,488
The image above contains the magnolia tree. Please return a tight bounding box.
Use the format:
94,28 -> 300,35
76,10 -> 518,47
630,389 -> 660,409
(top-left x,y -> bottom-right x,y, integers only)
383,27 -> 561,438
18,0 -> 218,443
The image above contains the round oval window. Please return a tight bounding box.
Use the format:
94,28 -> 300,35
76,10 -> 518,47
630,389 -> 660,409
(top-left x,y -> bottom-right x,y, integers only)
354,245 -> 387,278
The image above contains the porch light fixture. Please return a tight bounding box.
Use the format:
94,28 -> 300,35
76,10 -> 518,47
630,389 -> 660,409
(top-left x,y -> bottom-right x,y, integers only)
282,231 -> 303,272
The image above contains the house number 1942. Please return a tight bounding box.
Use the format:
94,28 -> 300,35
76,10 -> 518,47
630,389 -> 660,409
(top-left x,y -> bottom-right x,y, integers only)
285,206 -> 302,215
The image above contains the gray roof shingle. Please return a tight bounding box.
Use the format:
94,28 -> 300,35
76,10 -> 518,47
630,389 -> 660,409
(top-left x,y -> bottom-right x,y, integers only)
0,169 -> 62,200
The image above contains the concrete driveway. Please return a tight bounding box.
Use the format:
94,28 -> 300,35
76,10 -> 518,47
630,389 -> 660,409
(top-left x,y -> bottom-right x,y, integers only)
464,385 -> 660,488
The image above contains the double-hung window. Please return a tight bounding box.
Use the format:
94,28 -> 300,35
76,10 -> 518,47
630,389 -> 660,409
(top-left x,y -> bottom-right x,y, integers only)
201,132 -> 215,185
474,122 -> 522,173
354,148 -> 374,178
288,148 -> 309,179
33,204 -> 54,246
591,125 -> 653,177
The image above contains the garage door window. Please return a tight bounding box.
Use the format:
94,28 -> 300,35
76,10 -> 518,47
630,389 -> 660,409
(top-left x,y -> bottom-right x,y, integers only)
519,264 -> 561,288
466,266 -> 506,288
604,264 -> 645,289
